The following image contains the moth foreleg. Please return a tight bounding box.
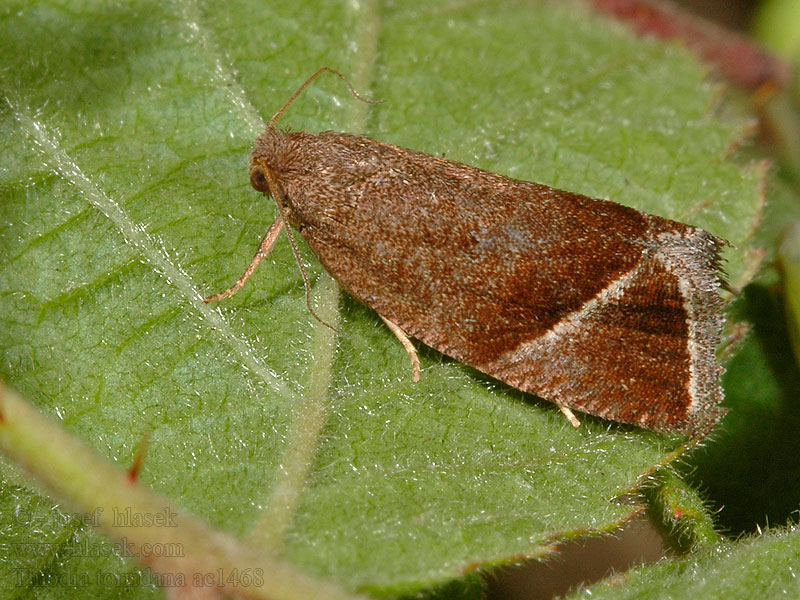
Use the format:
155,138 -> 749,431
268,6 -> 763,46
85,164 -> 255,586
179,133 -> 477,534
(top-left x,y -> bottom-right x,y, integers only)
204,218 -> 285,303
379,315 -> 421,383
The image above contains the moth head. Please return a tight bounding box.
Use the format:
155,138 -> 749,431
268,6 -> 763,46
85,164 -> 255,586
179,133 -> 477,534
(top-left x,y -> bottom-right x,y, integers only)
250,159 -> 296,225
250,128 -> 302,198
249,157 -> 289,204
249,163 -> 272,193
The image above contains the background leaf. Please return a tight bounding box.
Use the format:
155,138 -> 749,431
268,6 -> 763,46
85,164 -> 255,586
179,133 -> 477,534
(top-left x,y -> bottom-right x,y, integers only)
569,526 -> 800,599
0,0 -> 765,597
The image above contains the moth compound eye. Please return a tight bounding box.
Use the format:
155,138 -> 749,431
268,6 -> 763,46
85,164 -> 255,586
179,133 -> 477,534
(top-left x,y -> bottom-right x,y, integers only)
250,166 -> 270,192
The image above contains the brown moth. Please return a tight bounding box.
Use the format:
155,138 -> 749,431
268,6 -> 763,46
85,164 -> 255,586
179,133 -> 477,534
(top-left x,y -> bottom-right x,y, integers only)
206,68 -> 727,436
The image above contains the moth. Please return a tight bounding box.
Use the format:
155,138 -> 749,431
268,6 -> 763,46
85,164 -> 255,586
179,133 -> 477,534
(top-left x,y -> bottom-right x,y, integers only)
206,68 -> 727,436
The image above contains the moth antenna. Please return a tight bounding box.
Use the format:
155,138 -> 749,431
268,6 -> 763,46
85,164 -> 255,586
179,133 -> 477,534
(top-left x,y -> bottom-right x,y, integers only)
280,210 -> 340,333
720,279 -> 739,295
268,67 -> 383,130
262,167 -> 339,333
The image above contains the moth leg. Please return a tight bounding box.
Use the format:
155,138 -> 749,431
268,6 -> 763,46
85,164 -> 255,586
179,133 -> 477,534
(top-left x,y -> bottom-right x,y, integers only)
204,218 -> 285,303
558,404 -> 581,428
380,316 -> 421,382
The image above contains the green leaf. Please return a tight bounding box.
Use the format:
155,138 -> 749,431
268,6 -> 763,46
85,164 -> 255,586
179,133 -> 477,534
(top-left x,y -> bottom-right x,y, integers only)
644,469 -> 722,553
0,383 -> 367,600
0,0 -> 764,597
568,526 -> 800,599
